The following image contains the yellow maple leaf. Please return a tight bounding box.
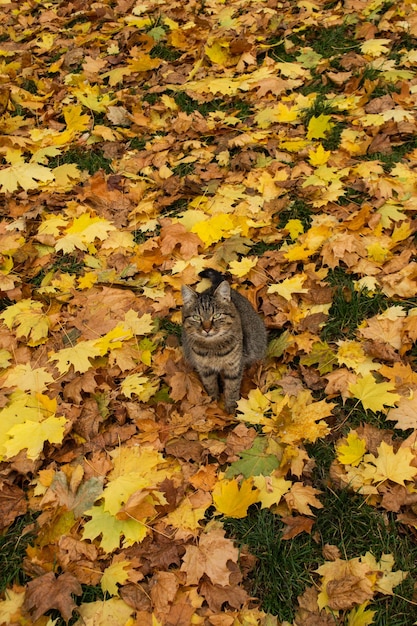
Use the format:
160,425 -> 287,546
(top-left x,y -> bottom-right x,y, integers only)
83,503 -> 148,552
316,557 -> 374,611
0,299 -> 50,346
361,552 -> 407,595
4,415 -> 67,460
191,214 -> 236,247
56,213 -> 116,253
0,587 -> 25,624
63,103 -> 90,133
0,162 -> 54,193
0,349 -> 11,368
212,477 -> 259,518
71,83 -> 117,113
51,163 -> 81,190
361,38 -> 391,57
78,271 -> 98,289
363,441 -> 417,486
122,310 -> 155,336
308,143 -> 331,165
349,374 -> 400,413
307,114 -> 334,140
164,497 -> 210,532
75,598 -> 135,625
263,390 -> 332,445
120,374 -> 159,401
49,340 -> 102,374
336,431 -> 367,467
285,218 -> 304,240
236,387 -> 271,424
205,40 -> 231,65
254,103 -> 299,128
346,602 -> 376,626
101,561 -> 131,596
268,274 -> 309,301
101,231 -> 136,252
253,475 -> 292,509
228,257 -> 258,278
128,54 -> 161,73
94,324 -> 133,356
2,363 -> 53,394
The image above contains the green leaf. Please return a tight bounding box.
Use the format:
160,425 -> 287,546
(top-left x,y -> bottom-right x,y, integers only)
225,437 -> 279,479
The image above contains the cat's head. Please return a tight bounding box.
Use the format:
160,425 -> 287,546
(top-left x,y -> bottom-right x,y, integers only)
181,281 -> 237,339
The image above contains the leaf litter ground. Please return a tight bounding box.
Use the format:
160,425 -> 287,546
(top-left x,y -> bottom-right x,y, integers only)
1,0 -> 417,624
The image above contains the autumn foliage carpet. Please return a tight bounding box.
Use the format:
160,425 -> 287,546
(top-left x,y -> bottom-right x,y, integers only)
2,0 -> 417,624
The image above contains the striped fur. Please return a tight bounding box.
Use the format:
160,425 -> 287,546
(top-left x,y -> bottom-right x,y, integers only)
181,270 -> 267,413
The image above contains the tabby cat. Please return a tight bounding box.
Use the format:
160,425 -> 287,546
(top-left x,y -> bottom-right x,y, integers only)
181,269 -> 267,413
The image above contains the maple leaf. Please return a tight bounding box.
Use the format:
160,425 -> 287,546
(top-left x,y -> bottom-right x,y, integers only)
307,114 -> 334,140
159,220 -> 202,259
317,558 -> 374,611
212,477 -> 259,518
253,474 -> 292,509
180,526 -> 238,586
74,598 -> 134,626
24,571 -> 82,622
0,587 -> 25,625
361,552 -> 407,595
228,256 -> 258,278
55,213 -> 116,253
120,374 -> 159,400
225,437 -> 279,479
349,374 -> 400,413
336,431 -> 367,467
346,603 -> 376,626
1,299 -> 50,346
284,483 -> 323,516
2,363 -> 53,393
4,415 -> 66,461
101,560 -> 131,596
49,340 -> 102,374
268,274 -> 309,301
49,470 -> 104,518
0,161 -> 54,193
363,441 -> 417,486
361,38 -> 391,57
83,503 -> 148,553
164,495 -> 211,532
387,394 -> 417,430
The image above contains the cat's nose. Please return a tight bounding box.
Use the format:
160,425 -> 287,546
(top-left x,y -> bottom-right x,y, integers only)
202,320 -> 212,333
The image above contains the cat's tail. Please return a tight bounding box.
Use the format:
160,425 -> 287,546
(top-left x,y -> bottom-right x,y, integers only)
199,268 -> 228,287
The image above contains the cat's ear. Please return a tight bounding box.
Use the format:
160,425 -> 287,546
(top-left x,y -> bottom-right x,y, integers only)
214,280 -> 231,301
181,285 -> 197,305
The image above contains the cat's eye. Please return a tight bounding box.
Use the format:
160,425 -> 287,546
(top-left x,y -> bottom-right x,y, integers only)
191,314 -> 201,321
212,313 -> 222,320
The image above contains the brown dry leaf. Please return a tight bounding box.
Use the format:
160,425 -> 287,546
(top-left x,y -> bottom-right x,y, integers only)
180,526 -> 238,586
0,481 -> 28,531
149,570 -> 179,618
388,394 -> 417,430
284,483 -> 323,516
322,544 -> 342,561
23,571 -> 82,622
281,515 -> 314,539
316,558 -> 373,610
159,219 -> 202,260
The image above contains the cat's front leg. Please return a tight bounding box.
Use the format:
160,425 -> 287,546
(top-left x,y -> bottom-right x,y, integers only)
222,370 -> 243,414
199,369 -> 220,401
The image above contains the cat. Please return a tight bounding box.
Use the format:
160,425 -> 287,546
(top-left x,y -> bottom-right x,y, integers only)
181,268 -> 267,413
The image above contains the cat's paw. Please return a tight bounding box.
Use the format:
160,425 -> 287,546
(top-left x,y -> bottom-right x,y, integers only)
224,401 -> 237,414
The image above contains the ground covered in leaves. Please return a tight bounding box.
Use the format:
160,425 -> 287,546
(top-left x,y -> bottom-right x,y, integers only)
1,0 -> 417,624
